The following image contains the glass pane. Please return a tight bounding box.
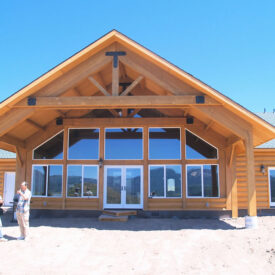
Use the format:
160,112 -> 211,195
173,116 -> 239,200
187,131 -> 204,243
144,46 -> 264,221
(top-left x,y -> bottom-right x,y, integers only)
83,166 -> 98,197
48,165 -> 62,197
149,128 -> 180,159
166,165 -> 181,197
105,128 -> 143,159
33,132 -> 63,159
186,130 -> 218,159
187,166 -> 202,197
203,165 -> 219,197
270,170 -> 275,203
126,168 -> 141,204
150,166 -> 164,197
32,166 -> 47,196
67,166 -> 82,197
106,168 -> 122,204
69,129 -> 99,159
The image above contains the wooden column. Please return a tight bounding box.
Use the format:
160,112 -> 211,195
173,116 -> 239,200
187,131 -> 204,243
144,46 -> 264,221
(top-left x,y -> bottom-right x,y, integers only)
98,127 -> 105,210
62,127 -> 68,209
245,132 -> 257,216
143,126 -> 148,210
112,61 -> 119,96
15,147 -> 27,190
181,126 -> 186,209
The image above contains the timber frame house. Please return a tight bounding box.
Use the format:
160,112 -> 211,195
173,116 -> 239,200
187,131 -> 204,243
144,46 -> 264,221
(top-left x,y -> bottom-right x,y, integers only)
0,30 -> 274,217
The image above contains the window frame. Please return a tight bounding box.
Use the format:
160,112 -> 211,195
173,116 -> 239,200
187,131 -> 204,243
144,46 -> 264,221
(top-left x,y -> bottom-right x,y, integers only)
32,130 -> 64,160
148,127 -> 181,160
148,164 -> 182,199
67,128 -> 100,160
185,129 -> 219,160
186,164 -> 220,198
104,127 -> 144,160
31,164 -> 63,198
66,164 -> 99,198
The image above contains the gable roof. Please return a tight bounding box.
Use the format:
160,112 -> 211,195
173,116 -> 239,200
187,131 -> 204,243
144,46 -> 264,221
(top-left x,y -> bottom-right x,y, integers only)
0,30 -> 274,149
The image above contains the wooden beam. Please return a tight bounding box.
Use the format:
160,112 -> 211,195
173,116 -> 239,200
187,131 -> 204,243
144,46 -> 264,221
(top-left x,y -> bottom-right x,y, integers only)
26,119 -> 45,131
231,178 -> 238,218
245,131 -> 257,217
128,109 -> 141,117
63,117 -> 188,128
122,109 -> 128,117
112,61 -> 119,96
226,135 -> 241,147
15,146 -> 23,167
88,76 -> 111,96
120,76 -> 144,96
73,87 -> 82,96
15,95 -> 221,109
0,135 -> 25,148
204,120 -> 214,131
108,109 -> 120,117
228,144 -> 235,167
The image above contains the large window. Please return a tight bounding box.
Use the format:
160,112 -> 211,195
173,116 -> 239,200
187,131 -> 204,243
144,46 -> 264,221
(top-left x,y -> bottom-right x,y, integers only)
186,130 -> 218,159
149,165 -> 182,198
105,128 -> 143,159
33,131 -> 64,160
67,165 -> 98,197
149,128 -> 181,159
186,165 -> 219,198
32,165 -> 63,197
68,129 -> 99,159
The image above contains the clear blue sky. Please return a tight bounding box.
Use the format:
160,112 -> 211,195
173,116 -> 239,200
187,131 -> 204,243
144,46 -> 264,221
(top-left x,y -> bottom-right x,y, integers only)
1,0 -> 274,112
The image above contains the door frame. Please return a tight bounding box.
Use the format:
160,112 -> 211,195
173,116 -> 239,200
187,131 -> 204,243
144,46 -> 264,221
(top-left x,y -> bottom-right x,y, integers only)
3,172 -> 16,206
268,167 -> 275,207
103,165 -> 143,209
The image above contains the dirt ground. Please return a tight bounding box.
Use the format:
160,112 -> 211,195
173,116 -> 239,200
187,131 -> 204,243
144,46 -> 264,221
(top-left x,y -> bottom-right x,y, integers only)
0,214 -> 274,275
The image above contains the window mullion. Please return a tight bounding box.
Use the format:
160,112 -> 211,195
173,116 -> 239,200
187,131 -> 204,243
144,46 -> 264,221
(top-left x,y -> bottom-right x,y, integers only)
201,165 -> 204,198
164,165 -> 166,198
46,165 -> 49,197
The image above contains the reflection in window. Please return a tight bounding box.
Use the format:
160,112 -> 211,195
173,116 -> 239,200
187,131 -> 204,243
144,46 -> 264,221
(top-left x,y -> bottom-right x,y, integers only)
32,165 -> 62,197
105,128 -> 143,159
149,128 -> 180,159
269,169 -> 275,204
186,130 -> 218,159
187,165 -> 219,197
149,165 -> 181,198
68,129 -> 99,159
67,165 -> 98,197
33,132 -> 64,159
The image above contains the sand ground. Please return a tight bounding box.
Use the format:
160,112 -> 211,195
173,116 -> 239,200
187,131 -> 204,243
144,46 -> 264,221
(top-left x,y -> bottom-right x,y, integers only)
0,215 -> 274,275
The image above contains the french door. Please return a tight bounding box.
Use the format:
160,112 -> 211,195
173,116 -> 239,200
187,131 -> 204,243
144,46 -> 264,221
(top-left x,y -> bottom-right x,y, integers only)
104,166 -> 143,209
269,168 -> 275,207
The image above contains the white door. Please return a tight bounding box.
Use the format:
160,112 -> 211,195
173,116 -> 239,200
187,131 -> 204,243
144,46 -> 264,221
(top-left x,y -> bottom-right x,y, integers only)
269,168 -> 275,207
104,166 -> 143,209
3,172 -> 15,206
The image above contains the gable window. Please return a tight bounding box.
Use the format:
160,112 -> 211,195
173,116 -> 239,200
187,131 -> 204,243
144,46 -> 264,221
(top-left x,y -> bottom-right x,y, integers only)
67,165 -> 98,197
33,131 -> 64,160
185,130 -> 218,159
149,128 -> 181,160
105,128 -> 143,160
186,165 -> 219,198
68,129 -> 99,160
149,165 -> 182,198
32,165 -> 63,197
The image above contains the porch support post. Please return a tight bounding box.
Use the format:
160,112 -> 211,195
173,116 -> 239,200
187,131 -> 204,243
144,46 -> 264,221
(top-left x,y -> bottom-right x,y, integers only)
245,131 -> 257,217
15,147 -> 27,190
98,127 -> 105,210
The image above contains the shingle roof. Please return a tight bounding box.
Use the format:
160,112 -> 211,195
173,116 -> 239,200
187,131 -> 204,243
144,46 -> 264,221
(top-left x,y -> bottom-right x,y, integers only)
0,149 -> 16,159
256,112 -> 275,149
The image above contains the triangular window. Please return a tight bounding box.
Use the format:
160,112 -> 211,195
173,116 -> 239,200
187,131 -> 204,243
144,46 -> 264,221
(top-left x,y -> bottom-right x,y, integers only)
185,130 -> 218,159
33,131 -> 64,160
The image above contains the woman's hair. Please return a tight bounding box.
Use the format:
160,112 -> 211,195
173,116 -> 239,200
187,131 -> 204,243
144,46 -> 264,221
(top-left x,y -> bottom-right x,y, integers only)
21,181 -> 28,187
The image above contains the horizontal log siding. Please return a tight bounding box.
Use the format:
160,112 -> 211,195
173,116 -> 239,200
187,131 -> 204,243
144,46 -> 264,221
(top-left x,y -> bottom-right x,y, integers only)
236,149 -> 275,209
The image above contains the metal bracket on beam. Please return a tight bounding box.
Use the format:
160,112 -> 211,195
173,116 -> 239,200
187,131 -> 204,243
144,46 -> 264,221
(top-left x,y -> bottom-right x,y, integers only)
56,118 -> 63,125
187,117 -> 194,124
105,51 -> 126,68
28,97 -> 36,106
196,95 -> 205,104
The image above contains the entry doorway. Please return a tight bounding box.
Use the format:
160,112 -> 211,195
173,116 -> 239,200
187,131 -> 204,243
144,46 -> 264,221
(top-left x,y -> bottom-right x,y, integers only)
269,168 -> 275,207
3,172 -> 15,206
104,166 -> 143,209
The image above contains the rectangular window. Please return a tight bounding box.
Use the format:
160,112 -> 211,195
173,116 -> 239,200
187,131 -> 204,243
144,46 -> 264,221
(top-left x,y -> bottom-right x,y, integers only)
32,165 -> 63,197
149,128 -> 181,159
67,165 -> 98,197
68,129 -> 99,160
105,128 -> 143,160
186,165 -> 219,198
149,165 -> 182,198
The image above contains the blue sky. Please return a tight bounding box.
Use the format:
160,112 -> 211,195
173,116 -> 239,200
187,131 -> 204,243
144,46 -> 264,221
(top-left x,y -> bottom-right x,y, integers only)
0,1 -> 274,112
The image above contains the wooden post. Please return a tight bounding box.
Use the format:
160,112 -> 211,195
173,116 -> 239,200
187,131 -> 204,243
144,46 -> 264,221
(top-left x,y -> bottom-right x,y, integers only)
15,148 -> 27,190
62,127 -> 68,209
181,126 -> 186,209
143,126 -> 148,210
231,178 -> 238,218
98,127 -> 105,210
245,132 -> 257,216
